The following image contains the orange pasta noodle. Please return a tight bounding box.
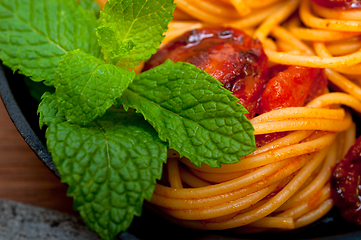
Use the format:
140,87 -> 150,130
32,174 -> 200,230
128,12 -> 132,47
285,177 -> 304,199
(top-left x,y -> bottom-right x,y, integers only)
159,181 -> 280,220
175,0 -> 239,24
229,0 -> 251,16
264,47 -> 361,68
248,130 -> 315,156
311,2 -> 361,20
293,199 -> 333,228
277,185 -> 332,219
287,16 -> 360,42
159,147 -> 329,230
151,159 -> 305,214
277,143 -> 338,211
252,112 -> 352,134
248,216 -> 295,229
306,92 -> 361,111
313,41 -> 361,75
225,4 -> 281,30
250,107 -> 345,124
172,8 -> 194,21
167,158 -> 183,188
253,0 -> 299,44
178,170 -> 210,188
324,68 -> 361,100
300,0 -> 361,32
290,27 -> 360,42
190,132 -> 337,173
154,153 -> 308,199
242,0 -> 283,8
325,37 -> 361,56
270,26 -> 315,55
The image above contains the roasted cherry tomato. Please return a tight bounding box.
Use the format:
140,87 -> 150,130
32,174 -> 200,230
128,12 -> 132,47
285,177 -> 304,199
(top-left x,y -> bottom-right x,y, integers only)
144,27 -> 328,148
305,68 -> 328,104
259,65 -> 326,113
256,65 -> 327,147
143,27 -> 268,119
311,0 -> 361,9
331,136 -> 361,225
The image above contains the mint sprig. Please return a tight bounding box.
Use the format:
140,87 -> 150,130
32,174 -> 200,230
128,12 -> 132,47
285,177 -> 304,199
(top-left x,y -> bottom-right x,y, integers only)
122,60 -> 256,167
54,49 -> 135,124
38,92 -> 65,129
44,106 -> 167,240
97,0 -> 176,67
0,0 -> 100,86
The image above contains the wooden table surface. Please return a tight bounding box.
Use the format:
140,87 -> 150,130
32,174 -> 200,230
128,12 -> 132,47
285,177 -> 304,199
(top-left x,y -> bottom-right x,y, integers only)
0,97 -> 76,215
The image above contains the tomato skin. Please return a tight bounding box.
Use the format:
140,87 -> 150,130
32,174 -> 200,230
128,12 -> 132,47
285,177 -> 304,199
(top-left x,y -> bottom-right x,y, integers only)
305,68 -> 328,104
331,136 -> 361,225
259,66 -> 321,113
311,0 -> 361,9
256,66 -> 327,147
255,132 -> 289,148
143,27 -> 268,119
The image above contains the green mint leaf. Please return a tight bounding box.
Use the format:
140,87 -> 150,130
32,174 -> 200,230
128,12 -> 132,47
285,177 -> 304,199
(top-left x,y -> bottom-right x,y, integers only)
0,0 -> 100,86
24,77 -> 55,103
121,60 -> 256,168
96,0 -> 176,67
46,108 -> 167,240
54,49 -> 135,124
96,26 -> 135,64
38,92 -> 65,129
78,0 -> 101,18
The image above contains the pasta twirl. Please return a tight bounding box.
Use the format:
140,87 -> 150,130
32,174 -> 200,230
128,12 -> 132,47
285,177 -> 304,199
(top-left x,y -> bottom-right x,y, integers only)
96,0 -> 361,233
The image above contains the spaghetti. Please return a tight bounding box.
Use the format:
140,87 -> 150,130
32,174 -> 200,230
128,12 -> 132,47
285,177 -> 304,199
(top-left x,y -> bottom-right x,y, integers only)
96,0 -> 361,233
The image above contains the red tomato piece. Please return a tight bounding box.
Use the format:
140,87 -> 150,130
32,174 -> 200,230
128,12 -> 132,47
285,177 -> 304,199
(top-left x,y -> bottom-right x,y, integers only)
256,66 -> 327,147
331,136 -> 361,225
305,68 -> 328,104
259,66 -> 322,113
143,27 -> 268,119
311,0 -> 361,9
